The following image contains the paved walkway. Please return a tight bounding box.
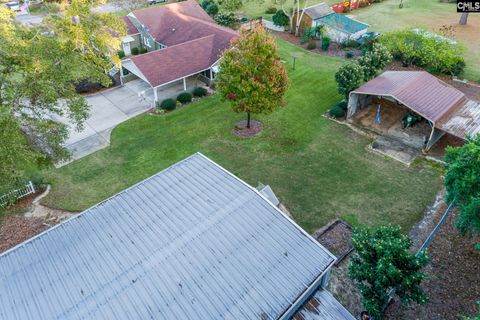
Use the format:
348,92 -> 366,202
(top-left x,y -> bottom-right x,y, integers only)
57,80 -> 154,166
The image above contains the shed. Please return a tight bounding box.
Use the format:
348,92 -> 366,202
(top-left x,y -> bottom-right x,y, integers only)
348,71 -> 480,150
313,13 -> 368,42
0,153 -> 354,319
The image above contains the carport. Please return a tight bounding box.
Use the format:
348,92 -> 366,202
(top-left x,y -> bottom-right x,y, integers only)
347,71 -> 480,150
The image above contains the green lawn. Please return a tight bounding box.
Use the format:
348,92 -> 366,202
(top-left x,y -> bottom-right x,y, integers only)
42,39 -> 442,233
348,0 -> 480,81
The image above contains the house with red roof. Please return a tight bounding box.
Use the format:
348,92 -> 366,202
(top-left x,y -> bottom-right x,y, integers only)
118,0 -> 238,103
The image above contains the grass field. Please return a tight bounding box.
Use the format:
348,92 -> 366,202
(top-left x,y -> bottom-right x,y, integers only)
242,0 -> 479,81
347,0 -> 480,81
42,39 -> 442,233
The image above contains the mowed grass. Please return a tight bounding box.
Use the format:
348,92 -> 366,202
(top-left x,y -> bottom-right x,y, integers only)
42,39 -> 442,233
348,0 -> 480,81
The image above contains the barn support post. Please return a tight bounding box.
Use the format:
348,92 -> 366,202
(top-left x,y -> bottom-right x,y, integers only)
347,93 -> 359,119
425,127 -> 445,151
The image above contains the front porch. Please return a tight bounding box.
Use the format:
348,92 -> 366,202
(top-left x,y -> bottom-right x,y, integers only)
120,60 -> 213,104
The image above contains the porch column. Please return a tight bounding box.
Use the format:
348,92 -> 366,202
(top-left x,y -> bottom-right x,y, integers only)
183,77 -> 187,91
209,68 -> 214,81
153,86 -> 158,104
119,67 -> 124,86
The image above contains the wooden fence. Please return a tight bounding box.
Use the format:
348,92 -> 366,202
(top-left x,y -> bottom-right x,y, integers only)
0,181 -> 36,208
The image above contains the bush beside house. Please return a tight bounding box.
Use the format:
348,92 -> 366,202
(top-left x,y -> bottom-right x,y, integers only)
159,98 -> 176,111
177,92 -> 193,104
193,87 -> 208,97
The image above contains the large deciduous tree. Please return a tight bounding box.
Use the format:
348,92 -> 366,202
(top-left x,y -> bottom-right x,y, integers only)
0,0 -> 125,192
217,26 -> 288,128
444,135 -> 480,250
349,226 -> 429,319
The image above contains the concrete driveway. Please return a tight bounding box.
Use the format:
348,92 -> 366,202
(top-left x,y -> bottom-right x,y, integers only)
59,80 -> 154,166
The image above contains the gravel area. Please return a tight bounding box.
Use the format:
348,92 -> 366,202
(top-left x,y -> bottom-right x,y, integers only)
385,209 -> 480,320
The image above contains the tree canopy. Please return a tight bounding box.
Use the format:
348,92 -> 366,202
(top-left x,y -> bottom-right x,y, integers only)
349,225 -> 429,319
0,0 -> 125,192
444,135 -> 480,250
216,26 -> 288,128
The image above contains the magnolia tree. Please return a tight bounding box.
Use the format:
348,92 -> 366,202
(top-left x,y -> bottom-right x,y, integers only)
217,26 -> 288,128
349,226 -> 429,319
0,0 -> 124,192
358,43 -> 392,81
444,135 -> 480,250
335,63 -> 364,100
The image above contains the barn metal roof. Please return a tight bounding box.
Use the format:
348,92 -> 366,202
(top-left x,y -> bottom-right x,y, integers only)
438,99 -> 480,138
315,13 -> 368,34
0,153 -> 338,320
351,71 -> 466,123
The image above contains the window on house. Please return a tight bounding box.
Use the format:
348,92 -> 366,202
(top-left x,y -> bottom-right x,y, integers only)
143,36 -> 151,48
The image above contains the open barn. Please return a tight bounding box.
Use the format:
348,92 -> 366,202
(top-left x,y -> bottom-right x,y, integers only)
347,71 -> 480,151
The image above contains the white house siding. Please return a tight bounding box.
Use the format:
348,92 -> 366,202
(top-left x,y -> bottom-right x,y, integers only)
315,21 -> 367,42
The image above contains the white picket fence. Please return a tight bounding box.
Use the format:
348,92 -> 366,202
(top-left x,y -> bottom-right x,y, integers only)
0,181 -> 36,208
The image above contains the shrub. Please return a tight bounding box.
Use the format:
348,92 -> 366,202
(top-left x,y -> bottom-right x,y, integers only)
349,226 -> 429,319
321,36 -> 331,51
140,47 -> 147,54
336,100 -> 348,111
201,0 -> 212,9
301,26 -> 322,44
345,51 -> 354,59
177,92 -> 193,104
215,11 -> 239,27
335,62 -> 364,99
265,6 -> 277,14
340,39 -> 359,49
131,47 -> 139,55
240,17 -> 249,23
206,3 -> 219,16
380,29 -> 465,75
272,10 -> 289,27
306,42 -> 316,50
193,87 -> 208,97
329,105 -> 345,118
159,98 -> 176,111
118,50 -> 125,59
357,43 -> 392,81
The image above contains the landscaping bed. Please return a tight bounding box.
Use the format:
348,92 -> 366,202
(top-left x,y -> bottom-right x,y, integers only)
271,31 -> 361,59
0,215 -> 47,253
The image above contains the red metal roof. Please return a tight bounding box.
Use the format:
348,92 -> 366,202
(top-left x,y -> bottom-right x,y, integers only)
124,0 -> 237,87
120,16 -> 138,35
130,35 -> 216,87
130,0 -> 237,47
351,71 -> 466,123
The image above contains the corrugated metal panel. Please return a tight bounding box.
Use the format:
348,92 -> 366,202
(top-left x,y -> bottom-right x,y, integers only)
351,71 -> 466,123
304,3 -> 334,19
439,99 -> 480,138
0,153 -> 336,320
293,289 -> 355,320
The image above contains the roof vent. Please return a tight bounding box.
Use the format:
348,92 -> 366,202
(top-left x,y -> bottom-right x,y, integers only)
172,28 -> 176,32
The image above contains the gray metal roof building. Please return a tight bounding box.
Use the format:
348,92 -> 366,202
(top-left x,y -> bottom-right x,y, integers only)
0,153 -> 352,319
